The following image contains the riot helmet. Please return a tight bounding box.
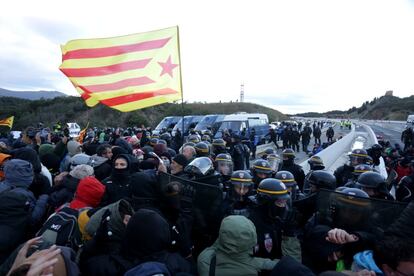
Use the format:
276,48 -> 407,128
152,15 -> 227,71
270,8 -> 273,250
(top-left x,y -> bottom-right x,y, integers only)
251,159 -> 273,185
257,178 -> 290,218
349,149 -> 369,166
308,155 -> 325,170
201,135 -> 211,142
212,138 -> 227,154
257,178 -> 289,200
187,134 -> 200,144
215,153 -> 233,176
356,172 -> 389,199
275,171 -> 297,189
184,157 -> 214,176
304,170 -> 336,194
352,164 -> 373,179
195,142 -> 210,157
230,170 -> 253,201
267,153 -> 281,173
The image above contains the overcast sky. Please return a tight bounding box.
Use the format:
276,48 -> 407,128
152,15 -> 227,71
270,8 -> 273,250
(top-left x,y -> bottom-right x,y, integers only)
1,0 -> 414,114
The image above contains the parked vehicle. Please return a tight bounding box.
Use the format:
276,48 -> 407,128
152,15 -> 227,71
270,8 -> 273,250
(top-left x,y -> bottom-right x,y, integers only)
152,116 -> 181,135
214,113 -> 269,141
194,114 -> 225,135
171,115 -> 204,136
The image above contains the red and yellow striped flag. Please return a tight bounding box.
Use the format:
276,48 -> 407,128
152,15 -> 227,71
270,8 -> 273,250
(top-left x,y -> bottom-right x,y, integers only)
59,26 -> 182,112
0,116 -> 14,128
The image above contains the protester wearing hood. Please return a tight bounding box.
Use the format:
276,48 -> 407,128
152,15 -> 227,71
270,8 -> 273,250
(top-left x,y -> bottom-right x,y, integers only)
60,140 -> 83,172
198,215 -> 277,276
48,164 -> 94,209
69,176 -> 105,210
128,171 -> 159,211
80,209 -> 192,276
0,159 -> 48,225
100,154 -> 133,206
113,135 -> 133,154
89,144 -> 112,181
12,147 -> 51,197
82,199 -> 134,256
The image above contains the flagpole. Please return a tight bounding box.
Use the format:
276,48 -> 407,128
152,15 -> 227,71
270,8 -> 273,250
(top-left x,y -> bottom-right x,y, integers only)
176,26 -> 185,146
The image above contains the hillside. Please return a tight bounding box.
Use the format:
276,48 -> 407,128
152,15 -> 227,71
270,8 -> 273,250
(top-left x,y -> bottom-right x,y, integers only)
0,96 -> 288,130
296,94 -> 414,120
0,88 -> 67,100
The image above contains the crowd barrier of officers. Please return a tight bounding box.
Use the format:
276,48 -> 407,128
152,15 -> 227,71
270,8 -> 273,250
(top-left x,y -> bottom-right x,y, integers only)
0,118 -> 412,275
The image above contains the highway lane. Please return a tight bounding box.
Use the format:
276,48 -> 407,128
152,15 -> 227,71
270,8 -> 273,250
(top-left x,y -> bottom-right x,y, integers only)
364,122 -> 403,148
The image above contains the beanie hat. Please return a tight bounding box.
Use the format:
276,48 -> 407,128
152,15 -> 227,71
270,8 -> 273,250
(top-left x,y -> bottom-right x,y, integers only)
69,164 -> 94,180
173,154 -> 188,167
38,144 -> 55,158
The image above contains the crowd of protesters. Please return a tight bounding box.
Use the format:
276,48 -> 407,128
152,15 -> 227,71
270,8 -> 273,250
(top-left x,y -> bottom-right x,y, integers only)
0,122 -> 412,276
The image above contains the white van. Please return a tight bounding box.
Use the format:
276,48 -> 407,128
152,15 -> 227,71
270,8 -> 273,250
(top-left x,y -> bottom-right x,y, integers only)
214,113 -> 269,140
67,122 -> 81,138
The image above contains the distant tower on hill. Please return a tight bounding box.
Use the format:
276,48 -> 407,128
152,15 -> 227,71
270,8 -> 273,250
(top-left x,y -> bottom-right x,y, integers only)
385,90 -> 393,96
240,83 -> 244,102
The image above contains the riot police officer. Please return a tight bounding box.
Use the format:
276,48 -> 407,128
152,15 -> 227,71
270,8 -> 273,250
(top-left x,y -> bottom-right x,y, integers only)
356,171 -> 393,200
344,164 -> 372,188
248,179 -> 301,261
212,138 -> 227,157
275,170 -> 304,201
214,153 -> 234,183
334,149 -> 370,187
307,155 -> 325,171
280,149 -> 306,191
222,170 -> 254,217
195,141 -> 210,158
250,159 -> 273,189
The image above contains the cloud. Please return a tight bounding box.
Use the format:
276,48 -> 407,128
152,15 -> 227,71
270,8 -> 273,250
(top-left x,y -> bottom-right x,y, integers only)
23,17 -> 84,44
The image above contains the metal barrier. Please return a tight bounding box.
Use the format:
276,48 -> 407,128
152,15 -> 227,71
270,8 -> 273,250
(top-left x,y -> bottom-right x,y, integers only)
300,124 -> 356,174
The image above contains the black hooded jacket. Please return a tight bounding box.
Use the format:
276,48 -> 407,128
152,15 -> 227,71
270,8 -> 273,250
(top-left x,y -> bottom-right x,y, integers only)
80,209 -> 192,276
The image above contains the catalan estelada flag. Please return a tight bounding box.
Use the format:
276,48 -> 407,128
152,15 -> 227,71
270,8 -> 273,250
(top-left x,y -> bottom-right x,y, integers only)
0,116 -> 14,128
59,26 -> 182,112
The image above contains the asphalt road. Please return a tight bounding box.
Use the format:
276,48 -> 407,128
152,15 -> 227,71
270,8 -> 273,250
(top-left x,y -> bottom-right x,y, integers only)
364,122 -> 404,148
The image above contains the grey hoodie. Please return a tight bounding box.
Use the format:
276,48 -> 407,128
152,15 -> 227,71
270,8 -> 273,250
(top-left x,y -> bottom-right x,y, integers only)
85,199 -> 133,242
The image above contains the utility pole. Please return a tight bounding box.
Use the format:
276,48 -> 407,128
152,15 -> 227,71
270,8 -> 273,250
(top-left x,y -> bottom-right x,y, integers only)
240,83 -> 244,102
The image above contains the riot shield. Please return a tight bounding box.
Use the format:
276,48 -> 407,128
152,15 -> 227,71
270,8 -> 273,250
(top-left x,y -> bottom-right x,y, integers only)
158,172 -> 224,232
315,189 -> 408,237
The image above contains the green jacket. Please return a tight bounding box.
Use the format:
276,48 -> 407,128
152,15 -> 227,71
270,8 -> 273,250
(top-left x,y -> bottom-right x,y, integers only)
197,215 -> 278,276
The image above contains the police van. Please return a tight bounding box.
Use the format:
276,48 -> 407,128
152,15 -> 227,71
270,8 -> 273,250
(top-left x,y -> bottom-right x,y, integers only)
152,116 -> 181,135
194,114 -> 225,135
214,113 -> 269,141
171,115 -> 204,137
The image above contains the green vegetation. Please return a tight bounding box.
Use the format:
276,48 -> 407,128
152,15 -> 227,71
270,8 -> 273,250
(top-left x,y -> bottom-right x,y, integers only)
0,96 -> 288,130
296,95 -> 414,120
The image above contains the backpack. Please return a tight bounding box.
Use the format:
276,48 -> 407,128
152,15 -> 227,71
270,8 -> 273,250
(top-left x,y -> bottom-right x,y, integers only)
36,206 -> 82,250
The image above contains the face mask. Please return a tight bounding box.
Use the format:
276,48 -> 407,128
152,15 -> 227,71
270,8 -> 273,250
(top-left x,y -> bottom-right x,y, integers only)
112,167 -> 130,179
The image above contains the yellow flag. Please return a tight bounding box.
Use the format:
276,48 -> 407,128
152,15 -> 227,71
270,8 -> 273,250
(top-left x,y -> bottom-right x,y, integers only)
59,26 -> 182,112
0,116 -> 14,128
